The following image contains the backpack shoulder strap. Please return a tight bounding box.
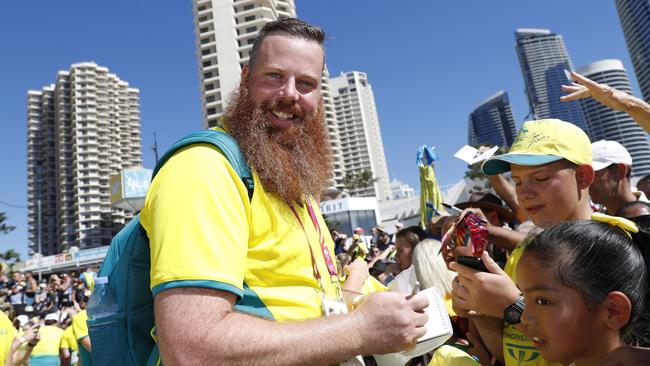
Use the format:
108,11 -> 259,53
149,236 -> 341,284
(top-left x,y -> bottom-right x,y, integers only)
152,129 -> 254,199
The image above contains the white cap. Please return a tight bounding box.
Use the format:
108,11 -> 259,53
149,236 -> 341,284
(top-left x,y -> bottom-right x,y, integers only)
44,313 -> 59,322
591,140 -> 633,171
16,315 -> 29,327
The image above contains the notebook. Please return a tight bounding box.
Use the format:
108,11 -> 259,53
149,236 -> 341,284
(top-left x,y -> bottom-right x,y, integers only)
400,286 -> 453,358
375,267 -> 453,365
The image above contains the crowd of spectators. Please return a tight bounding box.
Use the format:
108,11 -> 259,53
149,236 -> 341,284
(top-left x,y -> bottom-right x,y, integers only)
326,68 -> 650,365
0,267 -> 96,365
332,224 -> 406,285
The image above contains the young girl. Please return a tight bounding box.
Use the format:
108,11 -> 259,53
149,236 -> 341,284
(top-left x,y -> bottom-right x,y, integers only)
517,215 -> 650,366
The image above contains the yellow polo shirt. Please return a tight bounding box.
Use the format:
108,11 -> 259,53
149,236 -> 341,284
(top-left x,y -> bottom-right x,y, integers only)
30,325 -> 64,364
72,310 -> 91,366
61,325 -> 79,366
0,312 -> 16,366
141,144 -> 341,321
60,325 -> 78,352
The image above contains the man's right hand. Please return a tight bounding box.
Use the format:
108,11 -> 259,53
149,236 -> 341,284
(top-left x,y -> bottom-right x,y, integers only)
353,291 -> 429,355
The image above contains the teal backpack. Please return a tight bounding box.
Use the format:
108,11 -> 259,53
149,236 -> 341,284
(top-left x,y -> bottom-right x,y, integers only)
88,129 -> 253,366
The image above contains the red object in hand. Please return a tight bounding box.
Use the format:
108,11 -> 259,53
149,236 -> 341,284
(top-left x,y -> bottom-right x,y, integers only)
454,212 -> 488,256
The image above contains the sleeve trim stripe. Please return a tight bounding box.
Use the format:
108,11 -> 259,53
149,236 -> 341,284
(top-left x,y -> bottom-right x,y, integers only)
151,280 -> 243,299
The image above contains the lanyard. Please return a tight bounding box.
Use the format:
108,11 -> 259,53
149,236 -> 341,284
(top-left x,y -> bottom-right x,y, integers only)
288,197 -> 341,296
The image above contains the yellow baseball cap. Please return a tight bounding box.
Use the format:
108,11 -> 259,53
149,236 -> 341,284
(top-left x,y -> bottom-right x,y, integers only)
482,119 -> 591,175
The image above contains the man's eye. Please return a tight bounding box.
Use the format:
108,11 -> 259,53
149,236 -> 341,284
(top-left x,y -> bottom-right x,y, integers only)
298,80 -> 316,90
267,73 -> 281,79
536,298 -> 550,305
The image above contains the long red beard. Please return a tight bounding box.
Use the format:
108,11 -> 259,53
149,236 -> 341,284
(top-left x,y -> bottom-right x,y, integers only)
224,83 -> 333,203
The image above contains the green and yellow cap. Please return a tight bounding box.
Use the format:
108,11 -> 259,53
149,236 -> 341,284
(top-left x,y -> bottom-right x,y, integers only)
482,119 -> 592,176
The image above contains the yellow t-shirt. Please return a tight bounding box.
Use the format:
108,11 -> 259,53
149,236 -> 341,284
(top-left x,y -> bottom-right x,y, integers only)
72,310 -> 91,366
360,275 -> 386,295
502,245 -> 560,366
61,325 -> 78,352
60,325 -> 79,366
141,144 -> 341,321
31,325 -> 64,357
0,312 -> 16,366
429,345 -> 480,366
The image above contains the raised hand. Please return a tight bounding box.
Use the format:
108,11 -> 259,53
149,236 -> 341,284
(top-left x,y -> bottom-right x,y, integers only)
561,71 -> 631,112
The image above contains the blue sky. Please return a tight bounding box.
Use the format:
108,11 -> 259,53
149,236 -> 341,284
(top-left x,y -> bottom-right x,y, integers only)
0,1 -> 640,256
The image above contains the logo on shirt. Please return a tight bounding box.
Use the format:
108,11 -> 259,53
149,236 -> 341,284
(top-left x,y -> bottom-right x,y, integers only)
505,342 -> 540,364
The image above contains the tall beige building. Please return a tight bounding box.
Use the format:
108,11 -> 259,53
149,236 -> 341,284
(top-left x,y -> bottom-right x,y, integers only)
27,62 -> 142,255
192,0 -> 344,189
330,71 -> 391,201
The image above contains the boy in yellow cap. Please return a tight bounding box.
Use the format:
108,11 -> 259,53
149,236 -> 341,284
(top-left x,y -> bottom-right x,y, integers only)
450,119 -> 594,366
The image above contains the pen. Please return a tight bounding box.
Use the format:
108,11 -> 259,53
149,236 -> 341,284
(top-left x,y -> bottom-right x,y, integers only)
412,280 -> 420,296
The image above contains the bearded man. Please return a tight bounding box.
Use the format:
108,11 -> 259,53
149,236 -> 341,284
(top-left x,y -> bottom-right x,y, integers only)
142,18 -> 429,365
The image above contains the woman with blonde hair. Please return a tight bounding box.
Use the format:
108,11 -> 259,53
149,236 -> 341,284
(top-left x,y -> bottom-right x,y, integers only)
412,238 -> 455,294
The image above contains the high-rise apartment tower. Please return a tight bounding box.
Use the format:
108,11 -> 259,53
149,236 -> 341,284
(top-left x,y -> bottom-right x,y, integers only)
615,0 -> 650,102
468,91 -> 517,148
330,71 -> 391,201
192,0 -> 344,189
577,59 -> 650,177
515,28 -> 590,135
27,62 -> 142,255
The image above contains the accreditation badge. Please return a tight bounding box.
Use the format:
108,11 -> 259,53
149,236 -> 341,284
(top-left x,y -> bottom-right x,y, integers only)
321,294 -> 365,366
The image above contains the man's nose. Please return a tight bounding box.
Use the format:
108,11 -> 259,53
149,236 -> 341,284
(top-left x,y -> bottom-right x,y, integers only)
278,78 -> 299,102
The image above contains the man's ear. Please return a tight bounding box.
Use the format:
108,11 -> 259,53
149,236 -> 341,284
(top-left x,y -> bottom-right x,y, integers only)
613,163 -> 629,181
602,291 -> 632,331
576,164 -> 595,189
240,65 -> 250,87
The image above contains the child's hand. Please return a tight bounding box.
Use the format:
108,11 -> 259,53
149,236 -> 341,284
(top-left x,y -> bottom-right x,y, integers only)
344,258 -> 369,280
450,251 -> 519,318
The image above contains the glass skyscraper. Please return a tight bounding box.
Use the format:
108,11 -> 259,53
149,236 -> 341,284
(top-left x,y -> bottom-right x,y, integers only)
468,91 -> 517,148
515,28 -> 590,136
616,0 -> 650,102
577,59 -> 650,177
